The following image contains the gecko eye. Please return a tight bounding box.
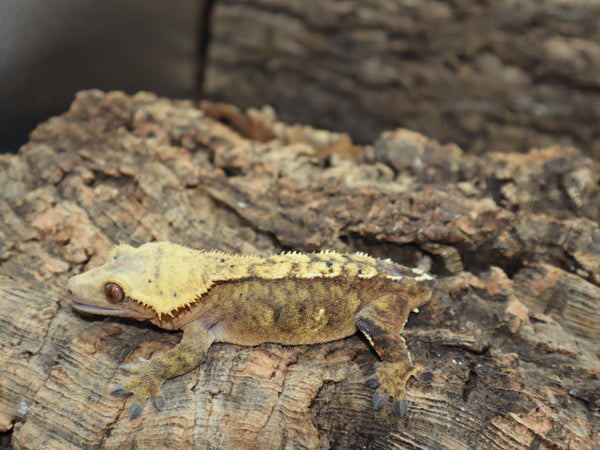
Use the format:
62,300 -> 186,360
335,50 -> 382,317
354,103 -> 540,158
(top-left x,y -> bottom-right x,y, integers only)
104,282 -> 125,304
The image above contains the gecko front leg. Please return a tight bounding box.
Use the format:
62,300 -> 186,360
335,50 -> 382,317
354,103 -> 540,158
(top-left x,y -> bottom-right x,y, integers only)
111,321 -> 211,419
356,293 -> 432,417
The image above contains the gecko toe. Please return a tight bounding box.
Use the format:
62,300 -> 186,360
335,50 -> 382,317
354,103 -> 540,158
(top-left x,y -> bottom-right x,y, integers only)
152,395 -> 165,411
119,363 -> 136,376
110,381 -> 128,397
128,402 -> 144,420
392,398 -> 409,417
372,389 -> 389,410
364,374 -> 380,388
415,371 -> 434,384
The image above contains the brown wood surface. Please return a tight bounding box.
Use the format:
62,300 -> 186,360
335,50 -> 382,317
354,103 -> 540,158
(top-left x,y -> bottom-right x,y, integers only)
1,90 -> 599,449
203,0 -> 600,158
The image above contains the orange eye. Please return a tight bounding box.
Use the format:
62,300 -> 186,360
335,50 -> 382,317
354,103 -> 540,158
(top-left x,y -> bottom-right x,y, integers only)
104,282 -> 125,304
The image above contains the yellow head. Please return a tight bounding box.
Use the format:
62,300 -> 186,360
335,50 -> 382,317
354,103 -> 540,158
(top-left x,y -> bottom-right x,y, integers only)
67,243 -> 217,319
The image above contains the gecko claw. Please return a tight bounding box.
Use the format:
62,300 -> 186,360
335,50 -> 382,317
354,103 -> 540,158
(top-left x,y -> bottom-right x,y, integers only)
119,363 -> 136,376
364,374 -> 380,388
110,381 -> 128,397
372,389 -> 389,410
120,357 -> 148,375
392,398 -> 409,417
415,371 -> 434,384
152,395 -> 165,411
128,402 -> 144,420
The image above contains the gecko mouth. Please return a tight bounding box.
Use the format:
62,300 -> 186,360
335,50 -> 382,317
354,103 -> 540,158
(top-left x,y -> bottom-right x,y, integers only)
70,299 -> 153,320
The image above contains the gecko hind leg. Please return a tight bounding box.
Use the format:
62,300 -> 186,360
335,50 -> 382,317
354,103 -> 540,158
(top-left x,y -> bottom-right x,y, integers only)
356,293 -> 431,417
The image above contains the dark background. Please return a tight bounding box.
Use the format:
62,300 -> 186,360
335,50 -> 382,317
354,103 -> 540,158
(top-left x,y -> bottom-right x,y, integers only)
0,0 -> 206,153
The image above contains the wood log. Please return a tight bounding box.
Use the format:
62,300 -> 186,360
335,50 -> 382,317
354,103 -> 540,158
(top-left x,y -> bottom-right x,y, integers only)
1,90 -> 599,448
204,0 -> 600,158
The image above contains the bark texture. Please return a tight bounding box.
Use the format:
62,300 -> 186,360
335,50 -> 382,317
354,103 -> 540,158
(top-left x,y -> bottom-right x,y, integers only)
204,0 -> 600,157
1,90 -> 599,449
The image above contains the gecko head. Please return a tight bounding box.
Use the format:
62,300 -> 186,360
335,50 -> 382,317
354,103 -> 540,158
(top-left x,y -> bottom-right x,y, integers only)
67,245 -> 158,321
67,243 -> 212,320
67,278 -> 157,321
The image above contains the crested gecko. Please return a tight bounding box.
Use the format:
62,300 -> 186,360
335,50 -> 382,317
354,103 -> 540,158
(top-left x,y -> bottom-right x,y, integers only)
67,242 -> 435,419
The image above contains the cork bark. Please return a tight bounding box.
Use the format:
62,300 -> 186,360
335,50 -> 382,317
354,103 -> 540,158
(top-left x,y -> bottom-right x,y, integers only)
203,0 -> 600,158
1,90 -> 599,449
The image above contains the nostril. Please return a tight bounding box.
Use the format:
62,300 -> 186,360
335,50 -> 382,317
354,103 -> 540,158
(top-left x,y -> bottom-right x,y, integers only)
67,289 -> 73,295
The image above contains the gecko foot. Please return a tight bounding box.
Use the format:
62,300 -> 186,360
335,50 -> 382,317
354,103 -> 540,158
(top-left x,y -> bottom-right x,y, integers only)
365,360 -> 426,418
110,357 -> 166,420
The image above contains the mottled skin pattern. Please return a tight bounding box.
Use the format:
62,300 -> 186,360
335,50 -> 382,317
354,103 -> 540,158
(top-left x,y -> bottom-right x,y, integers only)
67,242 -> 435,419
